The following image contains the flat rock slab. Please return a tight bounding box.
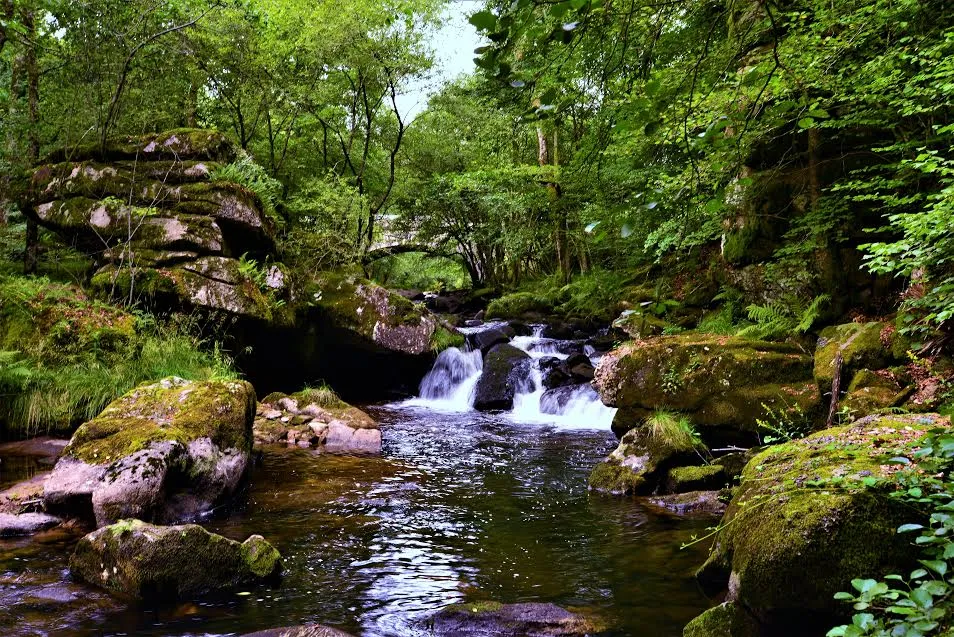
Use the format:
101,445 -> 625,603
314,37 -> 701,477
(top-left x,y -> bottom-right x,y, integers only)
0,472 -> 49,514
0,437 -> 69,458
0,512 -> 61,537
241,627 -> 355,637
644,490 -> 727,516
429,602 -> 601,636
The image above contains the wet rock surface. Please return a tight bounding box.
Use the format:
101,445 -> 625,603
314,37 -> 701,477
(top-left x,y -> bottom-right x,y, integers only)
240,626 -> 355,637
473,344 -> 532,411
428,602 -> 602,636
70,519 -> 281,599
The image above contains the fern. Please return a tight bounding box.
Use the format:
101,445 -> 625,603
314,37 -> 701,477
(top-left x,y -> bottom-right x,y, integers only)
738,294 -> 830,340
209,152 -> 283,222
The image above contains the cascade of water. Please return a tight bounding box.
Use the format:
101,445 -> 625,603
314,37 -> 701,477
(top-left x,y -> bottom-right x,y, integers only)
406,347 -> 483,412
406,324 -> 617,429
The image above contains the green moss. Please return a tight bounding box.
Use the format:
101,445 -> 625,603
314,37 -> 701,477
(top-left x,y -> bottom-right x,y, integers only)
814,322 -> 896,388
485,292 -> 555,319
292,385 -> 347,410
665,464 -> 726,493
588,461 -> 647,494
696,414 -> 943,615
430,325 -> 465,352
683,602 -> 759,637
240,535 -> 282,578
65,378 -> 255,463
442,601 -> 505,614
597,334 -> 820,434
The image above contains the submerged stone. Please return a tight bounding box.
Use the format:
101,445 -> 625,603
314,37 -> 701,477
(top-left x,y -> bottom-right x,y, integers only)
70,519 -> 281,599
428,601 -> 601,636
240,627 -> 355,637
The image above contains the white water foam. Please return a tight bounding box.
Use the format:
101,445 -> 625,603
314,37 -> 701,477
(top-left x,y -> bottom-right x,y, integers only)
403,347 -> 483,412
404,325 -> 617,429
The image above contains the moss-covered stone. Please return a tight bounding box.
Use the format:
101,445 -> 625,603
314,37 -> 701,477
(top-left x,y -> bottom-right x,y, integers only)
842,368 -> 911,415
595,334 -> 819,441
695,413 -> 945,628
814,322 -> 901,389
683,602 -> 759,637
612,310 -> 669,340
44,378 -> 255,526
65,377 -> 255,464
70,519 -> 280,599
42,129 -> 238,164
665,464 -> 726,493
589,416 -> 705,495
304,272 -> 437,355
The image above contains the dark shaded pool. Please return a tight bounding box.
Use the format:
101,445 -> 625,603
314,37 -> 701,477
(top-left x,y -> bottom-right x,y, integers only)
0,405 -> 714,636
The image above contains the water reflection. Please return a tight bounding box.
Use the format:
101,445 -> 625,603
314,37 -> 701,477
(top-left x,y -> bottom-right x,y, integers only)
0,405 -> 714,636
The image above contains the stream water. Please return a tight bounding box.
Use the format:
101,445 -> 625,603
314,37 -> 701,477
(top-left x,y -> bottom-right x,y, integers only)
0,326 -> 714,636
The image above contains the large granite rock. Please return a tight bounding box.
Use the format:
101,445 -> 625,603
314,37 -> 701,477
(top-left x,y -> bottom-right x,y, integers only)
594,334 -> 820,441
44,377 -> 255,527
280,273 -> 461,399
23,130 -> 288,322
70,519 -> 281,599
689,413 -> 940,635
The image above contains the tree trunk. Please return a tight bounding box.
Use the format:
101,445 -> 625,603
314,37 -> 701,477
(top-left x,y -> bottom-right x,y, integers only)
22,5 -> 39,273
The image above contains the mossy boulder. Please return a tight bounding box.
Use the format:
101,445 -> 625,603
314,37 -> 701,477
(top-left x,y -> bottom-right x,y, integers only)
814,322 -> 904,389
70,519 -> 280,600
284,273 -> 443,399
683,602 -> 759,637
24,130 -> 284,324
428,602 -> 602,636
588,419 -> 705,495
92,256 -> 292,323
473,343 -> 531,411
44,377 -> 255,527
693,413 -> 943,633
612,310 -> 669,340
594,334 -> 819,442
842,368 -> 911,415
42,129 -> 238,164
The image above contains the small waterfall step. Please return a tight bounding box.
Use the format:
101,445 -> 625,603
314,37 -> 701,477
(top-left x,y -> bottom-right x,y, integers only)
404,323 -> 617,430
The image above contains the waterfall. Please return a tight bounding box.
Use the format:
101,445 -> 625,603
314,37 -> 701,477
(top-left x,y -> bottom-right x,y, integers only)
405,325 -> 617,430
405,347 -> 483,412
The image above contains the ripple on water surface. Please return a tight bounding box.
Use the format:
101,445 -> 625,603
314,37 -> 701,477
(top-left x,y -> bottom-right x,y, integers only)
0,405 -> 714,636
